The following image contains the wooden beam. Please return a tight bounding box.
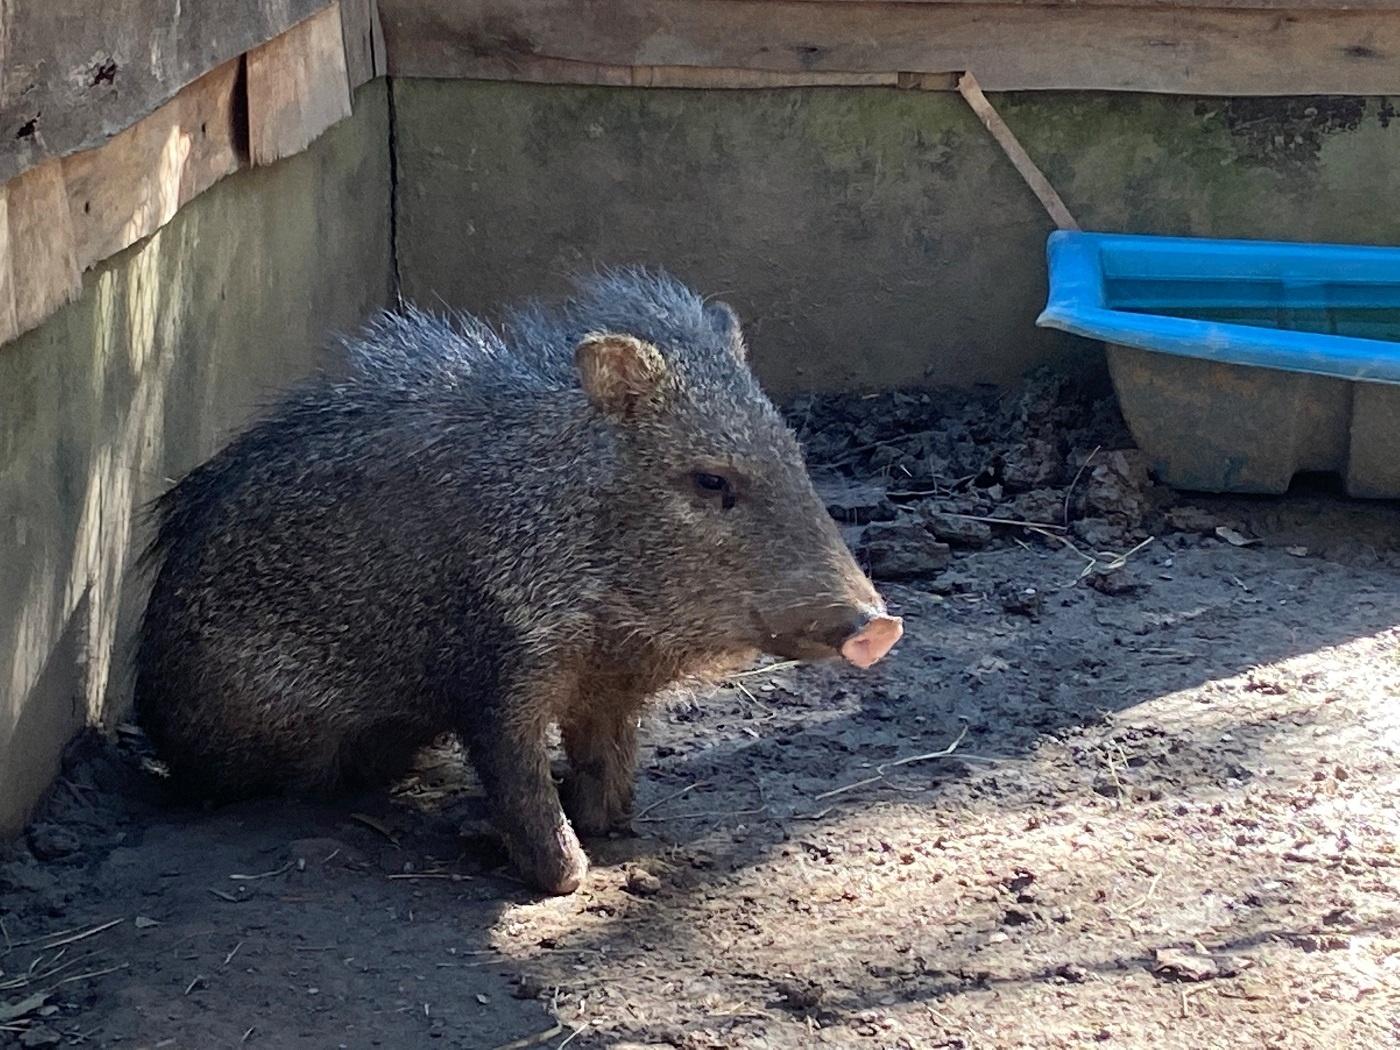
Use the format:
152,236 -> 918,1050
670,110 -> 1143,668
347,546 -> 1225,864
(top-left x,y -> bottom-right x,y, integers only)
0,160 -> 81,346
781,0 -> 1396,8
342,0 -> 388,91
956,72 -> 1079,231
380,0 -> 1400,96
62,60 -> 244,274
247,3 -> 355,166
0,0 -> 333,186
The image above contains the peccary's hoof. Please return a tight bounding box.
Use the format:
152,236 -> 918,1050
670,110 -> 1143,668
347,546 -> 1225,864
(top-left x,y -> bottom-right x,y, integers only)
559,779 -> 634,839
510,824 -> 589,895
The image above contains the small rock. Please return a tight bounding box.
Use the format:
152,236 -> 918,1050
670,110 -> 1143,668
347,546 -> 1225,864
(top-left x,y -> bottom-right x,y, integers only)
997,583 -> 1043,620
288,837 -> 356,866
1053,962 -> 1089,983
625,868 -> 662,897
926,572 -> 980,596
773,977 -> 824,1010
26,824 -> 80,862
816,477 -> 896,525
1165,506 -> 1221,534
1084,450 -> 1152,525
861,521 -> 951,580
1153,947 -> 1232,981
1001,487 -> 1064,525
1215,525 -> 1258,548
1003,907 -> 1035,926
923,511 -> 992,548
20,1026 -> 62,1048
1071,517 -> 1129,553
1085,565 -> 1149,596
0,859 -> 59,895
1002,438 -> 1063,491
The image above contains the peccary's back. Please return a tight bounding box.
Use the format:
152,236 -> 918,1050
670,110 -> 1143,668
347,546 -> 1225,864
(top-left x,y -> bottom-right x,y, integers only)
134,310 -> 605,790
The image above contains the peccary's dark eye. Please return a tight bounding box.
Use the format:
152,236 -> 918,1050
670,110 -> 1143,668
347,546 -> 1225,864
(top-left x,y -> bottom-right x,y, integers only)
691,471 -> 737,510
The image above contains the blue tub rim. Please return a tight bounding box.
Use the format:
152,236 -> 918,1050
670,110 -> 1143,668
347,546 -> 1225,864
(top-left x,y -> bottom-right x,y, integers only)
1035,230 -> 1400,386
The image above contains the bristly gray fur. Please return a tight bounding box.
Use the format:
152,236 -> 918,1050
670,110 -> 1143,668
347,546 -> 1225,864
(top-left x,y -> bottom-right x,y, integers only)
133,266 -> 880,894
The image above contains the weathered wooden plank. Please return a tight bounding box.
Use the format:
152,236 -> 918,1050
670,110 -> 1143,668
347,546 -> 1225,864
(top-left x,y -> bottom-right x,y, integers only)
0,0 -> 333,186
629,67 -> 900,88
380,0 -> 1400,96
436,54 -> 904,88
247,3 -> 354,165
784,0 -> 1394,8
0,160 -> 81,346
957,72 -> 1079,230
0,192 -> 19,345
62,60 -> 244,275
342,0 -> 388,90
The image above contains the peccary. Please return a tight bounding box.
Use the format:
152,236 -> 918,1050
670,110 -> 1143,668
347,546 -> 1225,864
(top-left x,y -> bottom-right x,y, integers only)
134,269 -> 902,894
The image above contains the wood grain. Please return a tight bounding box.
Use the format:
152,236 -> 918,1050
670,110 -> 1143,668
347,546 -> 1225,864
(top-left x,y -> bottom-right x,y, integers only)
0,159 -> 81,346
62,60 -> 244,274
0,0 -> 332,185
381,0 -> 1400,95
342,0 -> 388,90
247,3 -> 355,165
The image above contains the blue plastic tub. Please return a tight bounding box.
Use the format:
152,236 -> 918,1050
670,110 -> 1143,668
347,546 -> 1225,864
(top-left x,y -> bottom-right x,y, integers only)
1037,231 -> 1400,498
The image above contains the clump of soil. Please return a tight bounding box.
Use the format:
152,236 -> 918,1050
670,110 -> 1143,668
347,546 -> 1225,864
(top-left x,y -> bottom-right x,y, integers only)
3,374 -> 1399,1049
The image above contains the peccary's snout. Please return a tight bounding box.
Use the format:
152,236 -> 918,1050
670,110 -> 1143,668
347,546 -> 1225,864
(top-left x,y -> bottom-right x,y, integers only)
840,608 -> 904,669
759,598 -> 903,668
758,556 -> 903,668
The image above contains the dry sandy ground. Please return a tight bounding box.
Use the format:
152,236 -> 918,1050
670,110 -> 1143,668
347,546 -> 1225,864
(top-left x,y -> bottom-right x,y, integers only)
3,382 -> 1398,1049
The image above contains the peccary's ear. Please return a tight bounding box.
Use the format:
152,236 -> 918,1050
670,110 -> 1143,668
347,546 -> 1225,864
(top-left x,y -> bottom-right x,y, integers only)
576,333 -> 670,419
704,300 -> 747,361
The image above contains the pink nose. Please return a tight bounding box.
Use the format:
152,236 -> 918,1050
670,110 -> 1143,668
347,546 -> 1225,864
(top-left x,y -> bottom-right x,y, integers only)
839,614 -> 904,669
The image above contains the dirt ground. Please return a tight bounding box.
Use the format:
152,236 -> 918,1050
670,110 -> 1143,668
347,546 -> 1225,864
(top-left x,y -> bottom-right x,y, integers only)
3,373 -> 1399,1049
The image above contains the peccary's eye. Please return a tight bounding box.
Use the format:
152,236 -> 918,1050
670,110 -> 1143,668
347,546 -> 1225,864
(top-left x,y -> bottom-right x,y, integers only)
691,471 -> 737,510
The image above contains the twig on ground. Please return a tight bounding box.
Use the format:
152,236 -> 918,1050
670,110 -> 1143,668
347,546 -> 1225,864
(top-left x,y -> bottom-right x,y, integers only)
1063,446 -> 1101,526
635,782 -> 706,821
491,1023 -> 566,1050
351,813 -> 400,845
642,805 -> 767,824
734,681 -> 775,717
1122,872 -> 1163,914
725,661 -> 800,681
558,1021 -> 588,1049
889,510 -> 1067,532
815,725 -> 975,801
229,861 -> 294,881
48,963 -> 126,990
1028,526 -> 1156,586
832,428 -> 947,463
11,918 -> 123,952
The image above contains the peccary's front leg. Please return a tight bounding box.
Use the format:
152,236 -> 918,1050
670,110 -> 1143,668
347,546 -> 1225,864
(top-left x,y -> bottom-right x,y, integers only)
460,696 -> 588,895
560,700 -> 642,836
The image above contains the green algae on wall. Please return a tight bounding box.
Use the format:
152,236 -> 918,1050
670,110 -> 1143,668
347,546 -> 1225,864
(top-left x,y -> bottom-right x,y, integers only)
395,80 -> 1400,395
0,82 -> 392,836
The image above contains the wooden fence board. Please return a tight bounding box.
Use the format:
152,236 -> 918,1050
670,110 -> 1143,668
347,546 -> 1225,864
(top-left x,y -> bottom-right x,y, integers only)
381,0 -> 1400,96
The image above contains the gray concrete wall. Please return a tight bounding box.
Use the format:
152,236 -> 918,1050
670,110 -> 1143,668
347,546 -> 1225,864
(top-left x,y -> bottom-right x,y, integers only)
0,82 -> 392,835
392,81 -> 1400,395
